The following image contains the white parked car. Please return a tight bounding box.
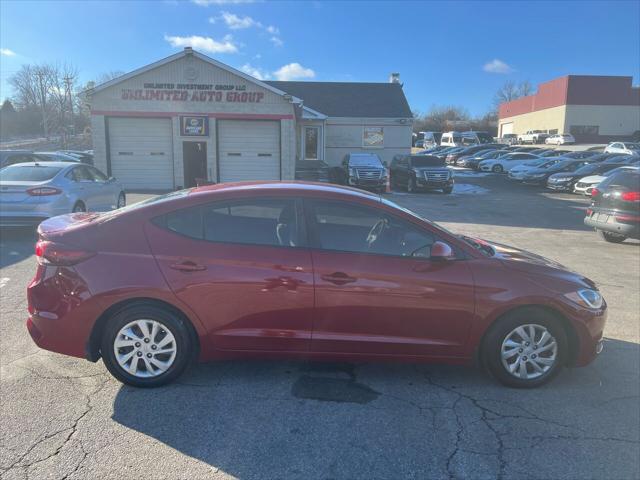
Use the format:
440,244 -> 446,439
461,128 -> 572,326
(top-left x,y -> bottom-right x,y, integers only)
573,165 -> 639,195
604,142 -> 640,155
508,158 -> 562,180
545,134 -> 575,145
478,152 -> 540,173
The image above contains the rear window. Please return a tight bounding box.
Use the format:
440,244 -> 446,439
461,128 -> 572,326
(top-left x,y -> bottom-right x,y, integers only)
0,165 -> 63,181
599,171 -> 640,189
411,156 -> 445,167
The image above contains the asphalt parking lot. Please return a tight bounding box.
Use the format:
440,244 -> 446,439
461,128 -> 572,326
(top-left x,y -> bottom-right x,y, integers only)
1,172 -> 639,480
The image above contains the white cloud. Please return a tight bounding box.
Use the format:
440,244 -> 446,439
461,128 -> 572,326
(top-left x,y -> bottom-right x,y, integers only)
220,11 -> 258,29
240,63 -> 271,80
164,34 -> 238,53
270,36 -> 283,47
0,48 -> 16,56
192,0 -> 255,6
273,63 -> 315,81
483,59 -> 514,74
266,25 -> 279,35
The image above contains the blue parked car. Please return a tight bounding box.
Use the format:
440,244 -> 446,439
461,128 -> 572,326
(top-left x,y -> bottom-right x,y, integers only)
0,162 -> 126,227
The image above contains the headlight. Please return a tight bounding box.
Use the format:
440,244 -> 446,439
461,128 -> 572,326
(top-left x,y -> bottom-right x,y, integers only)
554,177 -> 571,182
530,173 -> 546,178
348,168 -> 356,177
564,289 -> 603,309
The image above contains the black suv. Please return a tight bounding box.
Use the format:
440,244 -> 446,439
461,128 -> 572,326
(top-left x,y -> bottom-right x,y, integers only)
338,153 -> 387,192
390,154 -> 454,193
584,167 -> 640,243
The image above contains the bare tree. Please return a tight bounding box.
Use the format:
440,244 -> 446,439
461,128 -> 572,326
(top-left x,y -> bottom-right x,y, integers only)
519,80 -> 533,97
8,65 -> 39,108
493,80 -> 535,111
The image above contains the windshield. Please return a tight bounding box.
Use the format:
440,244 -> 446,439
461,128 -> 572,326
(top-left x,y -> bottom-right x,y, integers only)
349,155 -> 382,167
574,164 -> 599,175
0,165 -> 63,181
411,156 -> 446,167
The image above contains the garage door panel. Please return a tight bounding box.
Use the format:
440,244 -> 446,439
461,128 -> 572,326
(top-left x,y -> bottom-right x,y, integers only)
218,120 -> 280,182
108,118 -> 173,190
501,123 -> 513,136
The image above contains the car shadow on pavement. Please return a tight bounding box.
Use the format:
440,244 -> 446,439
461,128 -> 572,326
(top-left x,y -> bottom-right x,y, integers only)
110,338 -> 640,479
0,227 -> 38,269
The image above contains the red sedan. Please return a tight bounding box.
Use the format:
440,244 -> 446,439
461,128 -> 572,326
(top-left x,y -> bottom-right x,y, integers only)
27,182 -> 607,388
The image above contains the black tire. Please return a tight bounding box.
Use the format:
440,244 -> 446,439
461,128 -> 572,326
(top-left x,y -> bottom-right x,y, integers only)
599,230 -> 626,243
443,186 -> 453,194
72,201 -> 86,213
482,307 -> 568,388
117,192 -> 126,209
492,164 -> 504,174
100,304 -> 194,388
407,176 -> 417,193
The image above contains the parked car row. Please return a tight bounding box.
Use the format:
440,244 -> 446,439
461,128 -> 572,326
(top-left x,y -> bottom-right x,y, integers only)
0,149 -> 93,169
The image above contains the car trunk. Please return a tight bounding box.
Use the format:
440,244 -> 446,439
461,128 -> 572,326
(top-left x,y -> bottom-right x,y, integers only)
0,181 -> 46,204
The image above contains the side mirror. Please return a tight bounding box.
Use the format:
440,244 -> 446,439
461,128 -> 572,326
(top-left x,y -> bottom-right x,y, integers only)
108,177 -> 116,183
430,241 -> 455,261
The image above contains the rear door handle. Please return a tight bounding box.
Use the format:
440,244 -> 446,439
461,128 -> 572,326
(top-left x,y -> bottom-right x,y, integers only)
169,261 -> 207,272
321,272 -> 357,285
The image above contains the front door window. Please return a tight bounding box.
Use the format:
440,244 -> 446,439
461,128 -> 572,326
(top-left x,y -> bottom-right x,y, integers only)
304,126 -> 319,160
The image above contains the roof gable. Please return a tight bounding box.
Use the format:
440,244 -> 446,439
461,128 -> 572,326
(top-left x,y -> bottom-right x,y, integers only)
265,81 -> 413,118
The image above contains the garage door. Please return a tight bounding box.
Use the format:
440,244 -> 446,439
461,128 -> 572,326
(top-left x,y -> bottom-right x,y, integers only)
500,122 -> 513,136
218,120 -> 280,182
108,118 -> 173,190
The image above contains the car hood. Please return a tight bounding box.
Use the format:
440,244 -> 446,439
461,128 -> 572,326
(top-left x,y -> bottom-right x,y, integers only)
476,238 -> 596,289
578,174 -> 606,183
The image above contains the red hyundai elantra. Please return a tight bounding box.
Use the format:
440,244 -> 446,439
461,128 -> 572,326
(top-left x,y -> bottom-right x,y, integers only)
27,182 -> 607,388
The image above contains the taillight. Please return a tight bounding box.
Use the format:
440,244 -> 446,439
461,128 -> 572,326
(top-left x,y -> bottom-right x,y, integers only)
591,188 -> 600,197
34,240 -> 95,266
615,214 -> 640,223
27,187 -> 62,196
621,191 -> 640,201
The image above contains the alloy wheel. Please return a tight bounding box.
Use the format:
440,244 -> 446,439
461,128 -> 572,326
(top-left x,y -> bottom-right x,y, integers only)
117,193 -> 126,208
113,319 -> 177,378
500,324 -> 558,380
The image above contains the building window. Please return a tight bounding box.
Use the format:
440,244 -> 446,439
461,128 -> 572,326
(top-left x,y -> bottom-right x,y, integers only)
304,126 -> 320,160
570,125 -> 599,136
363,127 -> 384,148
548,129 -> 558,135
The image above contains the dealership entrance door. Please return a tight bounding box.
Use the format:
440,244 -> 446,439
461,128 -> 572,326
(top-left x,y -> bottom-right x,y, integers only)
183,142 -> 207,188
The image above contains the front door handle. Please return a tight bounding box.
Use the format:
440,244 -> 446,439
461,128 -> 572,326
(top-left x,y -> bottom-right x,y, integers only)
169,260 -> 207,272
321,272 -> 357,285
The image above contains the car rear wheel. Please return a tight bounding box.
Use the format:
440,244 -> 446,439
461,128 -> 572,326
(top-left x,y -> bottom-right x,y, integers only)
101,304 -> 194,387
599,230 -> 626,243
72,201 -> 86,213
482,308 -> 567,388
492,164 -> 504,173
117,192 -> 126,209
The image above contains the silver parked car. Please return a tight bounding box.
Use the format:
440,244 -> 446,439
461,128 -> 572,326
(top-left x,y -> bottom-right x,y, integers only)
0,162 -> 126,227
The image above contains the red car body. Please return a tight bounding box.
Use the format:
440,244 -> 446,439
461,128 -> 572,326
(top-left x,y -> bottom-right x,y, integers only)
27,182 -> 606,377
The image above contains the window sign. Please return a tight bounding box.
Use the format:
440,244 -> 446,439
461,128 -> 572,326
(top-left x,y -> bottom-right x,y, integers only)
363,127 -> 384,148
180,116 -> 209,137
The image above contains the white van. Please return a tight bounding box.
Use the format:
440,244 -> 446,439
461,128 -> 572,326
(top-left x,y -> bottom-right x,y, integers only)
440,131 -> 464,147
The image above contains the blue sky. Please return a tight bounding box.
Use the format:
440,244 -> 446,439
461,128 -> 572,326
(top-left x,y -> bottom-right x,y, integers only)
1,0 -> 638,116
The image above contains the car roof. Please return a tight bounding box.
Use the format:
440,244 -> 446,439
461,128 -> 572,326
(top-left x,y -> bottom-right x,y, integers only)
191,181 -> 380,201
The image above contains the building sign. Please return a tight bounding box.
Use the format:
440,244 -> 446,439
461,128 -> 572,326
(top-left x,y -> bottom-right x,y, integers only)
121,83 -> 265,103
180,116 -> 209,136
363,127 -> 384,148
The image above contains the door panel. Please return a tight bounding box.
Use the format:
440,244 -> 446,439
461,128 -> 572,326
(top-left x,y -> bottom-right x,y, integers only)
144,198 -> 313,352
311,251 -> 475,357
304,198 -> 475,358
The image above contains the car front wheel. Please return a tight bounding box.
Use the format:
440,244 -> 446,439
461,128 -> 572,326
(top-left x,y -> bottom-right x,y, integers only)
100,304 -> 194,387
117,192 -> 126,209
492,164 -> 504,173
407,177 -> 417,193
482,308 -> 567,388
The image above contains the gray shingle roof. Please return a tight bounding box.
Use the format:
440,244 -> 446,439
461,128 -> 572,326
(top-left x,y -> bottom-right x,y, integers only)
265,81 -> 413,118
